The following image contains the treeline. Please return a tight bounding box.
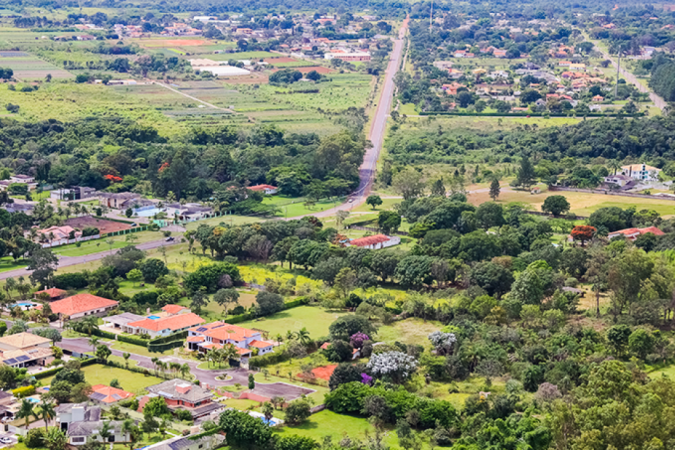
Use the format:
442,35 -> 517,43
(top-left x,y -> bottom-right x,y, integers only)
649,53 -> 675,102
0,117 -> 365,206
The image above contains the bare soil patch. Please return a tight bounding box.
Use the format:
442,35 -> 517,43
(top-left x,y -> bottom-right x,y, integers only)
65,216 -> 132,234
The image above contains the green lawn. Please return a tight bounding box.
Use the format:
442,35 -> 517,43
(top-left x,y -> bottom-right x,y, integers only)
0,257 -> 29,273
236,306 -> 348,339
41,364 -> 163,394
376,318 -> 443,346
52,231 -> 163,257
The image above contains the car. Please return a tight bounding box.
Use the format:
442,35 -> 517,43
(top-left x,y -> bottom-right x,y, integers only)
348,198 -> 354,203
165,237 -> 174,242
1,437 -> 13,444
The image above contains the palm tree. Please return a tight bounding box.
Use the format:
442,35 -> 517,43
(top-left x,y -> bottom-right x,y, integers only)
4,277 -> 15,301
608,159 -> 622,175
297,327 -> 311,346
169,362 -> 181,378
180,363 -> 190,380
286,330 -> 297,341
123,352 -> 130,368
97,421 -> 112,443
88,335 -> 100,351
151,357 -> 159,375
39,398 -> 56,431
17,399 -> 34,430
205,348 -> 216,368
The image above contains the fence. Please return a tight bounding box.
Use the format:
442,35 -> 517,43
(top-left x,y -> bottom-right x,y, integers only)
549,186 -> 675,202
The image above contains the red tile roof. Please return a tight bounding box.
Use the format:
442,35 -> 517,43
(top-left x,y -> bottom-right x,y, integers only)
34,288 -> 67,298
610,226 -> 664,237
187,336 -> 205,343
162,304 -> 187,315
249,340 -> 273,349
349,234 -> 391,247
127,313 -> 205,332
90,384 -> 133,403
190,322 -> 260,343
236,347 -> 252,355
247,184 -> 277,191
50,293 -> 118,316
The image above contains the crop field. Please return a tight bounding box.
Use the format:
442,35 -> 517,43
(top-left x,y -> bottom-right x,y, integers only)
0,54 -> 71,80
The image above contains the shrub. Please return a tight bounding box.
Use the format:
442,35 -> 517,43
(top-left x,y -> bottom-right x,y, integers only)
53,272 -> 88,289
184,262 -> 242,293
12,385 -> 36,398
284,399 -> 312,425
25,428 -> 45,448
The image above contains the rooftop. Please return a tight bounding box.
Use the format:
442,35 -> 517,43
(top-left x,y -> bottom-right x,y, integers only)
89,385 -> 134,403
190,322 -> 259,342
50,293 -> 119,316
146,379 -> 213,403
0,332 -> 51,350
103,312 -> 146,326
34,287 -> 68,298
348,234 -> 392,247
128,313 -> 205,332
162,304 -> 188,315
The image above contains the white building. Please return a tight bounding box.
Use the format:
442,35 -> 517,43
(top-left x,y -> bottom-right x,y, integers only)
186,322 -> 275,362
620,163 -> 661,182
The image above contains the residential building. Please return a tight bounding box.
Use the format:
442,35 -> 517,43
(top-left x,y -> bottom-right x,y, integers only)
102,312 -> 146,331
607,226 -> 664,241
50,293 -> 119,320
346,234 -> 400,250
0,332 -> 53,369
56,403 -> 129,446
162,304 -> 191,315
10,174 -> 35,184
186,322 -> 275,360
125,313 -> 205,338
142,380 -> 222,419
592,95 -> 604,102
620,163 -> 661,181
324,51 -> 371,61
603,174 -> 633,187
441,82 -> 463,95
36,225 -> 78,247
433,61 -> 454,70
247,184 -> 278,195
34,287 -> 68,301
98,192 -> 142,209
141,434 -> 225,450
89,385 -> 134,404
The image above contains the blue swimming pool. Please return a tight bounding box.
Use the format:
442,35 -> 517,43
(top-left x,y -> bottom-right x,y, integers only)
27,397 -> 39,403
148,315 -> 161,320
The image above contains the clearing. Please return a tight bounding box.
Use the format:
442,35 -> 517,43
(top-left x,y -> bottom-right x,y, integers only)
41,364 -> 163,394
235,306 -> 348,339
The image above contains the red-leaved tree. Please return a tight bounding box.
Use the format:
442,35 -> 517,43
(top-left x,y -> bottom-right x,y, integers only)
571,225 -> 596,246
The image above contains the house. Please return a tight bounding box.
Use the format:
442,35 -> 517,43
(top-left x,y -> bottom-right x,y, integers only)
125,313 -> 205,338
558,61 -> 572,67
162,304 -> 190,315
50,293 -> 119,320
346,234 -> 400,249
620,163 -> 661,181
608,226 -> 664,241
433,61 -> 454,70
603,174 -> 633,187
592,95 -> 604,102
142,434 -> 225,450
56,403 -> 129,446
493,49 -> 507,58
247,184 -> 278,195
447,68 -> 464,79
10,174 -> 35,184
441,82 -> 463,95
98,192 -> 142,209
36,225 -> 79,247
186,322 -> 275,360
0,332 -> 53,369
102,312 -> 146,330
142,380 -> 223,419
76,34 -> 96,41
89,385 -> 134,404
34,287 -> 68,301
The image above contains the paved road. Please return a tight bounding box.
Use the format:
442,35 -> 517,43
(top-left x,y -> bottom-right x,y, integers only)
58,338 -> 313,400
591,40 -> 667,111
284,17 -> 409,220
0,239 -> 180,281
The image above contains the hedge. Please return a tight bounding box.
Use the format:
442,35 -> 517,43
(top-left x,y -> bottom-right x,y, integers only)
222,297 -> 309,325
149,330 -> 188,346
33,357 -> 97,380
118,334 -> 150,346
12,385 -> 35,398
249,346 -> 291,369
148,339 -> 185,353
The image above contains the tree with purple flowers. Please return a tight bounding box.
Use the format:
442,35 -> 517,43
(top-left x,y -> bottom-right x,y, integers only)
361,373 -> 373,386
350,332 -> 370,349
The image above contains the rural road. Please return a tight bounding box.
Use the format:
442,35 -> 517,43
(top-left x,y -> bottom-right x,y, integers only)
153,81 -> 234,112
591,40 -> 667,111
284,16 -> 410,220
0,239 -> 180,281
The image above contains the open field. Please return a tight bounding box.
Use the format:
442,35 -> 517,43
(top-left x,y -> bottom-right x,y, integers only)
65,216 -> 132,234
468,186 -> 675,218
51,230 -> 162,257
0,54 -> 71,80
236,306 -> 348,339
41,363 -> 163,394
376,319 -> 443,346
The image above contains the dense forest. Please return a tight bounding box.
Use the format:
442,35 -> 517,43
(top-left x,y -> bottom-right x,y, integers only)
0,117 -> 366,209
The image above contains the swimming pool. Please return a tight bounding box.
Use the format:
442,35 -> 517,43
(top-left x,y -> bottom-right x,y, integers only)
133,206 -> 180,217
148,315 -> 161,320
27,397 -> 39,403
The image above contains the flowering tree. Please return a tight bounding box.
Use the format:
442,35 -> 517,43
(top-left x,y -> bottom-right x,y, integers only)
360,373 -> 373,386
571,225 -> 596,246
428,331 -> 457,356
367,351 -> 418,384
350,332 -> 370,349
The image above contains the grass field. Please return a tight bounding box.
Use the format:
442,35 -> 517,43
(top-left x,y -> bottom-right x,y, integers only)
376,319 -> 443,346
236,306 -> 348,339
41,363 -> 163,394
52,230 -> 162,257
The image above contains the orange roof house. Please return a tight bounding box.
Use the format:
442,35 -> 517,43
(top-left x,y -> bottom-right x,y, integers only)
50,293 -> 119,319
347,234 -> 401,249
127,313 -> 205,338
186,322 -> 275,358
247,184 -> 278,195
34,288 -> 68,301
607,226 -> 664,241
162,304 -> 189,315
89,385 -> 134,403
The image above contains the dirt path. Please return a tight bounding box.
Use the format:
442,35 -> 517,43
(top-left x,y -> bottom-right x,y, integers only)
153,81 -> 234,112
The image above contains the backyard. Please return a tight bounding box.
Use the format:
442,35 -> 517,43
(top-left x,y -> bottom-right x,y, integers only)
40,363 -> 163,394
236,306 -> 348,339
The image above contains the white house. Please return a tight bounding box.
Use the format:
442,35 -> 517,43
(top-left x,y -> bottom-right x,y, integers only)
603,174 -> 633,187
186,322 -> 275,362
56,403 -> 130,446
620,164 -> 661,182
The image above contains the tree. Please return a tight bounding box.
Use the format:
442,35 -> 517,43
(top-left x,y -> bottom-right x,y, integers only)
430,178 -> 446,197
607,324 -> 631,357
515,156 -> 536,189
190,287 -> 209,314
475,202 -> 505,229
570,225 -> 596,246
248,373 -> 255,390
334,268 -> 357,297
127,268 -> 143,287
628,328 -> 655,359
378,210 -> 401,234
428,331 -> 457,356
392,167 -> 425,200
218,409 -> 273,448
329,315 -> 376,341
213,288 -> 239,309
27,248 -> 59,287
469,261 -> 514,298
489,178 -> 501,201
542,195 -> 571,216
329,362 -> 366,390
95,344 -> 111,363
17,398 -> 34,429
139,258 -> 169,283
274,435 -> 317,450
43,427 -> 67,450
366,195 -> 383,209
255,291 -> 284,317
284,399 -> 312,425
125,207 -> 133,218
367,351 -> 418,384
32,328 -> 62,344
